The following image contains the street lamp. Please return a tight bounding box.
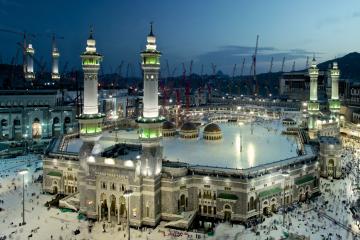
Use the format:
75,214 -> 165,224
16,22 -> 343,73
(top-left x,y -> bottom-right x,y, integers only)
282,171 -> 290,228
124,189 -> 133,240
18,169 -> 28,225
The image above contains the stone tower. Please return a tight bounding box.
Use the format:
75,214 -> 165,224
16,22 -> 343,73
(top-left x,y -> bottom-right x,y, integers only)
307,56 -> 319,133
78,28 -> 104,216
24,43 -> 35,81
329,62 -> 340,121
135,23 -> 165,225
51,35 -> 60,80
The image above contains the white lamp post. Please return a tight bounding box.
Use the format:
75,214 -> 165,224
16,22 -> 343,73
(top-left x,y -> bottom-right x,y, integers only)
124,189 -> 133,240
18,169 -> 28,225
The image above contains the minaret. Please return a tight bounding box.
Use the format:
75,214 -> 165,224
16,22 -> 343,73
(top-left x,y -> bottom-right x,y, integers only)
78,28 -> 104,215
329,62 -> 340,121
136,23 -> 165,177
78,28 -> 104,141
51,35 -> 60,80
135,24 -> 164,226
24,43 -> 35,81
307,56 -> 319,131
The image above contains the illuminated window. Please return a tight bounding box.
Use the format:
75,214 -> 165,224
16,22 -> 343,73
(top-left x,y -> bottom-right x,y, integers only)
132,208 -> 137,217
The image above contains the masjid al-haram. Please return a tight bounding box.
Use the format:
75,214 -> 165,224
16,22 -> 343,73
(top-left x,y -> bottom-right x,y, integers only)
2,2 -> 360,239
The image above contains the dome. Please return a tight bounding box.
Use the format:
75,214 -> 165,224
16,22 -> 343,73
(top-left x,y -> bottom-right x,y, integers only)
203,123 -> 222,141
180,121 -> 198,139
283,118 -> 295,122
162,121 -> 175,130
181,122 -> 197,131
282,118 -> 296,125
204,123 -> 221,133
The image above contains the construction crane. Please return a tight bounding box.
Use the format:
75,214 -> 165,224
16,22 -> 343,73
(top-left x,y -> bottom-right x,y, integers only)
182,62 -> 190,113
251,35 -> 259,95
209,63 -> 216,95
166,60 -> 170,81
281,56 -> 286,72
62,61 -> 69,76
292,61 -> 296,72
186,60 -> 193,112
0,28 -> 36,74
305,56 -> 309,69
265,57 -> 274,97
200,64 -> 204,87
116,61 -> 124,88
268,57 -> 274,73
238,58 -> 245,95
10,47 -> 21,86
240,58 -> 245,77
229,64 -> 237,95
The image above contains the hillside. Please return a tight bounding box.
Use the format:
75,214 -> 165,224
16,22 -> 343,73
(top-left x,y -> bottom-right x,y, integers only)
317,52 -> 360,80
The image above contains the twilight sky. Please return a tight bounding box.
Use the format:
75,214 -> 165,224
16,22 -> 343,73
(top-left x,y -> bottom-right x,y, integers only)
1,0 -> 360,76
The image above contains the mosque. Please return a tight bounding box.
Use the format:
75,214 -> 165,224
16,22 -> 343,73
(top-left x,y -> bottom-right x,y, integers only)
42,25 -> 341,229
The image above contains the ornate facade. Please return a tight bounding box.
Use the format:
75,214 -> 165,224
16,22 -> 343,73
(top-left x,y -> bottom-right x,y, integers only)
43,26 -> 321,229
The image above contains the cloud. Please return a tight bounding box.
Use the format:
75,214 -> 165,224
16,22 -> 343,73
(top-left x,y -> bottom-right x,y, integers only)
353,11 -> 360,18
194,45 -> 323,74
316,16 -> 340,29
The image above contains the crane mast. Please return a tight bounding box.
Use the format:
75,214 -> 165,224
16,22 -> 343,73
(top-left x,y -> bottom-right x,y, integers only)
252,35 -> 259,95
281,56 -> 286,72
230,63 -> 236,95
292,61 -> 296,72
269,57 -> 274,73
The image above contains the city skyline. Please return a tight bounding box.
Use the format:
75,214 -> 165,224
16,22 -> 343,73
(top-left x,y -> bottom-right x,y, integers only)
0,0 -> 360,75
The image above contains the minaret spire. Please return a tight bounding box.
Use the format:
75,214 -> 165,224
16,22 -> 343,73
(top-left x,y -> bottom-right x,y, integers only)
149,21 -> 154,36
89,25 -> 94,39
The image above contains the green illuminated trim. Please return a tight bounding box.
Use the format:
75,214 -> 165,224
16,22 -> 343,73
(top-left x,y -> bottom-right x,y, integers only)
80,126 -> 102,134
47,171 -> 62,177
82,58 -> 100,65
136,116 -> 165,123
143,56 -> 160,65
77,114 -> 105,120
329,100 -> 340,109
139,128 -> 162,139
307,102 -> 319,111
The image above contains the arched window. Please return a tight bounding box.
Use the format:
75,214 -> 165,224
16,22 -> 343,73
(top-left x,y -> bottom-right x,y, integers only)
249,196 -> 255,210
64,117 -> 71,124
